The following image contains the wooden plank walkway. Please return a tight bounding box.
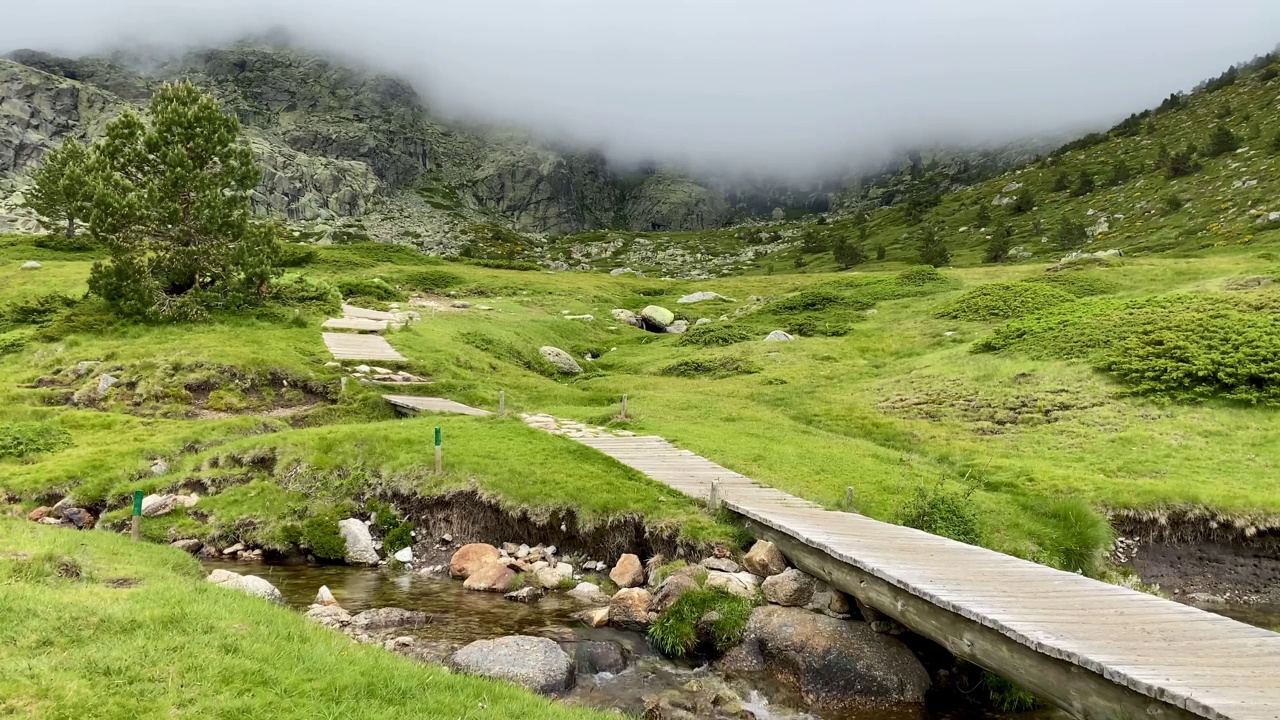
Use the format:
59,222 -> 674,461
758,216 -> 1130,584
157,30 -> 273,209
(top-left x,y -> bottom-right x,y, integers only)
562,431 -> 1280,720
321,332 -> 406,362
322,317 -> 389,332
341,304 -> 402,322
383,394 -> 492,417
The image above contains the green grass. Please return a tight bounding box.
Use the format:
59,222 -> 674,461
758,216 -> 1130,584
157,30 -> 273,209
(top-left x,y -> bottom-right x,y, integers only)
648,586 -> 754,657
3,239 -> 1279,582
0,518 -> 610,719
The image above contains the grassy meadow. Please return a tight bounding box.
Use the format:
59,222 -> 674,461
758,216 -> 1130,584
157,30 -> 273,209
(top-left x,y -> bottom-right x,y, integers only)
3,229 -> 1278,576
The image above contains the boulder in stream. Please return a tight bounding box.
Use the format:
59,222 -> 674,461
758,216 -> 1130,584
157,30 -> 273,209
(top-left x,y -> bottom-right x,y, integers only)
451,635 -> 575,694
609,553 -> 645,588
463,561 -> 518,592
609,588 -> 655,631
721,606 -> 931,712
450,543 -> 501,579
205,569 -> 283,604
337,518 -> 380,566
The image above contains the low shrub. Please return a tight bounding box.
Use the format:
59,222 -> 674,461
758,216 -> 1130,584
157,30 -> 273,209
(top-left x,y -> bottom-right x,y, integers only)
301,517 -> 347,561
895,265 -> 947,286
336,277 -> 403,302
276,243 -> 318,268
383,523 -> 414,554
678,324 -> 753,348
270,274 -> 342,313
896,477 -> 983,545
648,588 -> 754,658
0,328 -> 33,355
33,234 -> 99,252
0,421 -> 73,459
976,292 -> 1280,405
1023,272 -> 1118,297
932,282 -> 1075,321
2,292 -> 77,326
326,241 -> 442,266
461,258 -> 542,272
769,288 -> 869,314
398,268 -> 463,293
661,357 -> 759,379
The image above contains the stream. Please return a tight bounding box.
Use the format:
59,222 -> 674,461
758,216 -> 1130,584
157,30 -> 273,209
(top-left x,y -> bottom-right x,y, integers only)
204,559 -> 1066,720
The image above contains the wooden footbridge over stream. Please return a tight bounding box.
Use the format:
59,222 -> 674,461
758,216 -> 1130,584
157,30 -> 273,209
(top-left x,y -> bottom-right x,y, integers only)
325,308 -> 1280,720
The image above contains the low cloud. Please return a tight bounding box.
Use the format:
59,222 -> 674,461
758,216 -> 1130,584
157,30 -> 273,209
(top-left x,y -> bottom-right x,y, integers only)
4,0 -> 1278,176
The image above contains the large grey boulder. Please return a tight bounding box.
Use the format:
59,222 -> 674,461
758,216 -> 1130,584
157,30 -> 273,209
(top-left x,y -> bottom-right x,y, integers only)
763,330 -> 795,342
349,607 -> 432,632
451,635 -> 575,694
205,569 -> 284,604
722,606 -> 931,712
705,570 -> 761,598
539,346 -> 583,375
639,305 -> 675,331
762,568 -> 816,607
677,291 -> 731,304
742,540 -> 788,577
20,260 -> 41,270
141,494 -> 178,517
337,518 -> 380,566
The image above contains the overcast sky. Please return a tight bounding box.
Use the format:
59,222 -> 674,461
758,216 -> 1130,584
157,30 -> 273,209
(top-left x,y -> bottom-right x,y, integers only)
3,1 -> 1279,176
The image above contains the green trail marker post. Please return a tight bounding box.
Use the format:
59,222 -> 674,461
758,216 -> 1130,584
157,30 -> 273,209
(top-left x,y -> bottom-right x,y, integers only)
131,490 -> 143,541
499,390 -> 506,417
434,426 -> 442,473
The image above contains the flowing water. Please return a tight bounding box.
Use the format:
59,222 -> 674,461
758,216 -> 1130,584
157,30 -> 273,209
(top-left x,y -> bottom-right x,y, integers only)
203,559 -> 1268,719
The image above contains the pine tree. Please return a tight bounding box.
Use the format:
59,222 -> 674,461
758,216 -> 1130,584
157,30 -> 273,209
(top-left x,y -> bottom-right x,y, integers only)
1010,188 -> 1036,214
25,137 -> 93,238
833,237 -> 868,269
1050,171 -> 1071,192
86,82 -> 281,320
974,203 -> 991,228
1052,218 -> 1088,252
1206,124 -> 1240,157
1106,160 -> 1131,186
916,226 -> 950,267
983,224 -> 1014,264
1070,169 -> 1095,197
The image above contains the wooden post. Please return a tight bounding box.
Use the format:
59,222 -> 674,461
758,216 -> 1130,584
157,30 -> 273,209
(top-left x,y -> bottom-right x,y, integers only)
620,394 -> 629,419
845,486 -> 855,511
499,390 -> 505,417
434,427 -> 442,473
709,480 -> 721,513
130,490 -> 143,541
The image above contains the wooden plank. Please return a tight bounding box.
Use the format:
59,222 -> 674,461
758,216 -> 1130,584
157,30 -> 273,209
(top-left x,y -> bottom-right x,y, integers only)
321,332 -> 406,361
382,395 -> 491,417
341,304 -> 402,321
322,317 -> 389,332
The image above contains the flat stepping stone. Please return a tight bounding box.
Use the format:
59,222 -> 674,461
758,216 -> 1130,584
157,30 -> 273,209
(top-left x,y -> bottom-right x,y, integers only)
322,332 -> 406,361
322,317 -> 390,332
383,395 -> 491,417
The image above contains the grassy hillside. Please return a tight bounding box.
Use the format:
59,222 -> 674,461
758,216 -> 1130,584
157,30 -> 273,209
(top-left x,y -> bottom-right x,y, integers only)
0,517 -> 611,719
4,229 -> 1278,577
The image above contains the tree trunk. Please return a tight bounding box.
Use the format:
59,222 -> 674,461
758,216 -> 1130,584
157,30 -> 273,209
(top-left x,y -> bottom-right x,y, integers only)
66,216 -> 76,238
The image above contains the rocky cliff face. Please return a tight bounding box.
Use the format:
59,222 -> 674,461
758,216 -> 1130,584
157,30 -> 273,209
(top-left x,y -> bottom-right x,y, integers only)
0,42 -> 736,241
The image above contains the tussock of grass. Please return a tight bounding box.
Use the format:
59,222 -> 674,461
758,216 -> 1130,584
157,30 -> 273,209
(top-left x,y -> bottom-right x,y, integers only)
0,519 -> 610,720
932,282 -> 1076,321
648,587 -> 754,657
660,356 -> 759,379
896,476 -> 984,546
0,421 -> 73,459
677,324 -> 753,347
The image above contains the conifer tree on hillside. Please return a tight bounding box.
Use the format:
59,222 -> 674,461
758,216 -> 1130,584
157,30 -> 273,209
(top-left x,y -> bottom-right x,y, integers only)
1071,170 -> 1095,197
25,137 -> 93,239
974,203 -> 991,228
1050,171 -> 1070,192
916,226 -> 950,267
1106,160 -> 1131,187
833,237 -> 868,269
1009,188 -> 1036,214
1052,218 -> 1088,253
983,223 -> 1014,264
86,82 -> 281,320
1206,124 -> 1240,157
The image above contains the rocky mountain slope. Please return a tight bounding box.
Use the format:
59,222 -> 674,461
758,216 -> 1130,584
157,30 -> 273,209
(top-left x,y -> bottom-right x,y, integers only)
0,43 -> 738,246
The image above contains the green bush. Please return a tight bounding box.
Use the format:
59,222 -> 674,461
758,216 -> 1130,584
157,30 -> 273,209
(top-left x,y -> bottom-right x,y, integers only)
976,293 -> 1280,405
33,234 -> 99,252
383,523 -> 414,554
1023,273 -> 1118,297
986,673 -> 1040,712
270,274 -> 342,313
2,293 -> 77,326
932,282 -> 1075,321
461,258 -> 542,271
301,517 -> 347,561
896,265 -> 947,286
327,241 -> 441,266
769,289 -> 868,314
661,357 -> 759,379
678,324 -> 753,348
277,243 -> 318,268
335,277 -> 403,302
398,268 -> 463,293
0,422 -> 73,459
896,477 -> 983,545
0,328 -> 34,356
648,588 -> 754,658
1040,498 -> 1112,577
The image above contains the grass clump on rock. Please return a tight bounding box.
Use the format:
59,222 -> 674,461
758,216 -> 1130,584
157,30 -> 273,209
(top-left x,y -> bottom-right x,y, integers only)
648,587 -> 754,658
932,282 -> 1076,321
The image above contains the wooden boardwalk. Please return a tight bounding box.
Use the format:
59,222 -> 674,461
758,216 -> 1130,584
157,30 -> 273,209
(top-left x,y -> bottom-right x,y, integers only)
321,332 -> 406,362
322,317 -> 389,332
561,430 -> 1280,720
383,394 -> 492,417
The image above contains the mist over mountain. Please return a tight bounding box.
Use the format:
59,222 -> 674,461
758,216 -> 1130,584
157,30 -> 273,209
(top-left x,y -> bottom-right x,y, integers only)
4,0 -> 1280,178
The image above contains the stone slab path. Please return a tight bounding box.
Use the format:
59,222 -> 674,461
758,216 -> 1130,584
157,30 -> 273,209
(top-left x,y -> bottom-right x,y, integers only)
383,394 -> 492,417
322,332 -> 406,362
523,415 -> 1280,720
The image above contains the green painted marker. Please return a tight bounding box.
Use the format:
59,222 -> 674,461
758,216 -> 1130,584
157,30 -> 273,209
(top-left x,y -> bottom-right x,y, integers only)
434,427 -> 442,447
132,490 -> 143,516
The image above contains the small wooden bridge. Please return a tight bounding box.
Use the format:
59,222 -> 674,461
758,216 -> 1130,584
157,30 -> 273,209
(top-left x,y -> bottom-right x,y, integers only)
524,417 -> 1280,720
